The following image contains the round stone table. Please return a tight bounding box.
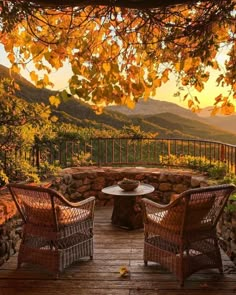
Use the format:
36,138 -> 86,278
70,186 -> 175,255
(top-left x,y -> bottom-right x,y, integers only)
102,183 -> 155,230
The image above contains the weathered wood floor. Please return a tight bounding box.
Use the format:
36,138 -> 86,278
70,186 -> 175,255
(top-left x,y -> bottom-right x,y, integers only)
0,206 -> 236,295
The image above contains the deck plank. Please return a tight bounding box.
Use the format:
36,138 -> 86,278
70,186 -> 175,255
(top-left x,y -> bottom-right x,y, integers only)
0,206 -> 235,295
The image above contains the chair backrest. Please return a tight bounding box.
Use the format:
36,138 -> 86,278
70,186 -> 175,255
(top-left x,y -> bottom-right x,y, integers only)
167,184 -> 236,236
7,183 -> 89,231
143,184 -> 236,238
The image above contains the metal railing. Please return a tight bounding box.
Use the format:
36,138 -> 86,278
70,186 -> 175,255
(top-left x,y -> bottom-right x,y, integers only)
25,137 -> 236,174
1,138 -> 236,175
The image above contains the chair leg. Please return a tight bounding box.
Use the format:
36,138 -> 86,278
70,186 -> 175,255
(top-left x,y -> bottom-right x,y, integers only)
17,247 -> 23,269
90,255 -> 93,260
214,237 -> 223,274
218,266 -> 223,274
17,260 -> 22,269
144,260 -> 148,266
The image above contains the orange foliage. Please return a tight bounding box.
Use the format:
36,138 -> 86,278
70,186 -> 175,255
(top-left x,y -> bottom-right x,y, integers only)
0,1 -> 235,114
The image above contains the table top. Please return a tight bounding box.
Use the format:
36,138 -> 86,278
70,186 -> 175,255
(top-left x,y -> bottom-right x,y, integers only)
101,183 -> 155,196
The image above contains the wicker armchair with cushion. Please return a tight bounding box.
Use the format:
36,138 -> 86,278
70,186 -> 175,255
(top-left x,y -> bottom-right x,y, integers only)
7,183 -> 95,277
141,184 -> 236,286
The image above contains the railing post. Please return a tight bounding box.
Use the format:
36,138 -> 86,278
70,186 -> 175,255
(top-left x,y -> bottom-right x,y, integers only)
235,146 -> 236,175
98,138 -> 101,167
220,144 -> 225,162
4,150 -> 7,173
168,140 -> 170,156
35,144 -> 40,171
34,136 -> 40,171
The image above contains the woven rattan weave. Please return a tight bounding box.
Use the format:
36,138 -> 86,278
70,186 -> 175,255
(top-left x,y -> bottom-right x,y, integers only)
141,184 -> 236,286
8,183 -> 95,277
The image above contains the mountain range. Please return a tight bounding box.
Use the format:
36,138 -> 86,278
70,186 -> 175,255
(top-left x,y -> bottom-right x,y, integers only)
107,98 -> 236,135
0,64 -> 236,144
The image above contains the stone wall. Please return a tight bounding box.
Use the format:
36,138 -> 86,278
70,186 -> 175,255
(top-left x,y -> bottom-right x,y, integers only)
218,198 -> 236,265
52,166 -> 208,205
0,192 -> 22,266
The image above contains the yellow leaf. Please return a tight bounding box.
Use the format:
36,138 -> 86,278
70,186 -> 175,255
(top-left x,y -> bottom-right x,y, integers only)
175,62 -> 181,72
126,99 -> 135,109
43,74 -> 49,85
188,99 -> 194,108
30,71 -> 38,83
10,64 -> 20,74
119,266 -> 129,277
50,115 -> 58,122
13,81 -> 20,90
183,57 -> 193,72
7,53 -> 15,63
212,61 -> 219,70
49,95 -> 61,108
214,94 -> 223,103
233,82 -> 236,92
194,81 -> 203,92
144,87 -> 151,100
154,78 -> 162,87
162,75 -> 169,84
161,69 -> 169,84
103,63 -> 111,72
221,103 -> 235,115
201,72 -> 210,82
211,107 -> 219,116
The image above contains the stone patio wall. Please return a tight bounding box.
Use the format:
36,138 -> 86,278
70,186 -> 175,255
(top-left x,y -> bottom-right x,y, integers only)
52,167 -> 208,205
218,200 -> 236,265
0,191 -> 22,267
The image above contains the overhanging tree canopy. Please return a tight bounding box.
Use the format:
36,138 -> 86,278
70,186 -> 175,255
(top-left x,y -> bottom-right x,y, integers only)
0,0 -> 235,114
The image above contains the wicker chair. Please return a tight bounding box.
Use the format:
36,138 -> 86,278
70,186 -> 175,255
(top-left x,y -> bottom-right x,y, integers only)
7,183 -> 95,277
141,184 -> 236,286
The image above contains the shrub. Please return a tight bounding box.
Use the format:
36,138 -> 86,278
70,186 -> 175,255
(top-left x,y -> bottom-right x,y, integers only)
70,151 -> 93,166
159,154 -> 228,179
0,169 -> 8,187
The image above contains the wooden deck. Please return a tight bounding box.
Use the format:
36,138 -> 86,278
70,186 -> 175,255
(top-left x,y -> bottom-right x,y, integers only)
0,206 -> 236,295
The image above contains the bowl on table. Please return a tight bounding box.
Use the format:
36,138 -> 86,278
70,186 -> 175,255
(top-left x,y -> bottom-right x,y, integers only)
118,179 -> 140,191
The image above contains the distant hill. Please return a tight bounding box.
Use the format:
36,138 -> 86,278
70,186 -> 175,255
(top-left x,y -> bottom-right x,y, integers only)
107,98 -> 236,135
1,64 -> 236,144
140,113 -> 236,144
204,115 -> 236,135
107,98 -> 199,120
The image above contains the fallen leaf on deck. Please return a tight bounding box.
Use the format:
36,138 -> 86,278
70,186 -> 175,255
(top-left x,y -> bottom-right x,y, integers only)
119,266 -> 130,277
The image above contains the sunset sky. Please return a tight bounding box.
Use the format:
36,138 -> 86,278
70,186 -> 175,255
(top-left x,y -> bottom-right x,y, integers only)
0,44 -> 233,110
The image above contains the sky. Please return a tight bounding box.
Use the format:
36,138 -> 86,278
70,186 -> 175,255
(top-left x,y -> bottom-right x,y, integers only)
0,44 -> 233,110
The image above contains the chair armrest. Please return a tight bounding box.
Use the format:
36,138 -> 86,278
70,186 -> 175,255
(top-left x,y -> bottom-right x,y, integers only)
142,197 -> 177,210
56,197 -> 96,225
66,197 -> 96,208
141,197 -> 178,224
170,193 -> 180,202
49,187 -> 95,210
